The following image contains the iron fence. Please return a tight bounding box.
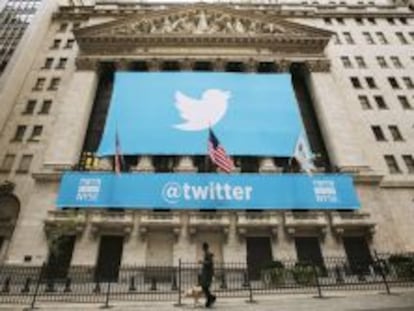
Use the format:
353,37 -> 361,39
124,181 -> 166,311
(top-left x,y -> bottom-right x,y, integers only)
0,253 -> 413,307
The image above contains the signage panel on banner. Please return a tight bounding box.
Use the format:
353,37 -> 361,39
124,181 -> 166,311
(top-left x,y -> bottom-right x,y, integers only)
97,72 -> 303,157
57,172 -> 360,210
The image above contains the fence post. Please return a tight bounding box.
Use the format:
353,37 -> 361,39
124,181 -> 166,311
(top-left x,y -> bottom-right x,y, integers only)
101,281 -> 111,309
174,259 -> 182,307
245,268 -> 256,304
373,251 -> 391,295
29,263 -> 45,310
311,262 -> 323,299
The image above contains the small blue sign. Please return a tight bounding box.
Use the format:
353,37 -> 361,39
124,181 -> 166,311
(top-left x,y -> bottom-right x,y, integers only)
57,172 -> 360,210
97,72 -> 303,157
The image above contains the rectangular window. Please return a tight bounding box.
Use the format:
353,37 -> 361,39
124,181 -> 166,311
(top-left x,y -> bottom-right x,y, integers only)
371,126 -> 386,141
363,32 -> 374,44
374,96 -> 388,109
376,56 -> 388,68
22,100 -> 36,115
48,78 -> 60,91
402,77 -> 414,89
355,18 -> 363,25
398,95 -> 412,109
367,18 -> 376,25
409,32 -> 414,41
39,100 -> 52,114
73,22 -> 81,29
12,125 -> 26,141
343,32 -> 354,44
358,95 -> 371,110
387,18 -> 395,25
56,58 -> 67,70
51,39 -> 61,49
336,18 -> 345,25
366,77 -> 377,89
388,77 -> 400,89
389,125 -> 403,141
402,155 -> 414,174
324,18 -> 332,24
65,39 -> 75,49
396,32 -> 408,44
355,56 -> 366,68
399,17 -> 407,25
341,56 -> 352,68
0,154 -> 15,172
376,32 -> 388,44
16,154 -> 33,174
29,125 -> 43,141
58,23 -> 68,32
32,78 -> 45,91
390,56 -> 403,68
384,155 -> 401,174
42,57 -> 53,69
350,77 -> 362,89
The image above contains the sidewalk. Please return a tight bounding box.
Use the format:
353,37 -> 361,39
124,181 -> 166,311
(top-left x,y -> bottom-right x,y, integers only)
1,289 -> 414,311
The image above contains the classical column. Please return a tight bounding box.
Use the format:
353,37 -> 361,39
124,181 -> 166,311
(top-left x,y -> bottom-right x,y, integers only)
71,221 -> 99,265
43,58 -> 100,170
223,212 -> 245,262
305,60 -> 370,171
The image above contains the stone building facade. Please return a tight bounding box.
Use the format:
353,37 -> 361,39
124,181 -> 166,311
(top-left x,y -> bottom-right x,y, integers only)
0,0 -> 413,277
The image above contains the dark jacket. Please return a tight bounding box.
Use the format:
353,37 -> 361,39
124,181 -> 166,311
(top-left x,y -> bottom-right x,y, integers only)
200,251 -> 214,287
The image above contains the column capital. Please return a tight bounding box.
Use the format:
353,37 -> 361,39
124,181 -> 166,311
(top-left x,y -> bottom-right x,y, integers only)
276,59 -> 291,72
147,59 -> 161,72
180,58 -> 194,71
116,59 -> 133,71
245,59 -> 257,73
213,58 -> 226,72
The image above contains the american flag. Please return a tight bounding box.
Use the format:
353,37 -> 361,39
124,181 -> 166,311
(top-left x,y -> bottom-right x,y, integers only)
208,128 -> 234,173
114,129 -> 124,175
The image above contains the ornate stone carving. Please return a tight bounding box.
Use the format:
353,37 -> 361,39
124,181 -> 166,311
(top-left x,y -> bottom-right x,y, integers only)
104,9 -> 287,37
0,181 -> 15,195
306,59 -> 331,73
75,57 -> 99,71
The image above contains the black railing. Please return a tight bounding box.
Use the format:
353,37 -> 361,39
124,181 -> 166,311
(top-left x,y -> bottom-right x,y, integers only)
0,254 -> 413,307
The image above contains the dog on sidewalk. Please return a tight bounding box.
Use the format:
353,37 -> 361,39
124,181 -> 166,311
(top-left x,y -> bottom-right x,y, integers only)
185,285 -> 203,307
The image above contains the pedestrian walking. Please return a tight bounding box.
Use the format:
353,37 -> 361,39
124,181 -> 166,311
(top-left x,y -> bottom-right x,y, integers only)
200,242 -> 216,308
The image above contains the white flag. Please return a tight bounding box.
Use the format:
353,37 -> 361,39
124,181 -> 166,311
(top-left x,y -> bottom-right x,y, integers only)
293,131 -> 316,175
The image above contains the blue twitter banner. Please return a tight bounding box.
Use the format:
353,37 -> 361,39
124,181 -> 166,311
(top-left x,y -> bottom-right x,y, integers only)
97,72 -> 303,157
57,172 -> 360,210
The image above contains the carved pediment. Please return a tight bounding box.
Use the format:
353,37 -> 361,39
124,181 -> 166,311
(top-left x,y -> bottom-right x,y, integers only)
75,4 -> 332,53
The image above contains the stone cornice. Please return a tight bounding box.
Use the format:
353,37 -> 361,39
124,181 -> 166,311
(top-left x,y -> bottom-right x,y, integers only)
53,3 -> 413,20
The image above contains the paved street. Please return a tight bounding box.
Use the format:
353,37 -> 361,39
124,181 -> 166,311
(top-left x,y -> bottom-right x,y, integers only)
1,289 -> 414,311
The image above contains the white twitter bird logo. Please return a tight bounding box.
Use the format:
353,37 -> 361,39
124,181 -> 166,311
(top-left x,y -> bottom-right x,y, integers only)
174,89 -> 231,131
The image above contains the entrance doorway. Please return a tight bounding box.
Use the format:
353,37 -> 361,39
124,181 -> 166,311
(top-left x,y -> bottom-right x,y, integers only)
95,235 -> 124,282
343,236 -> 373,274
295,236 -> 326,273
46,235 -> 76,279
246,237 -> 273,280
